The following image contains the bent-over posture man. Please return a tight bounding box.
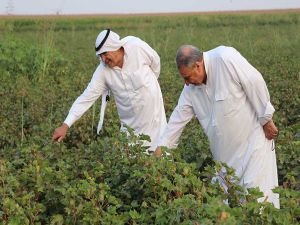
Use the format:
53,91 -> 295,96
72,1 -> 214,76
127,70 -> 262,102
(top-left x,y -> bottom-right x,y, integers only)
157,45 -> 279,208
53,29 -> 167,150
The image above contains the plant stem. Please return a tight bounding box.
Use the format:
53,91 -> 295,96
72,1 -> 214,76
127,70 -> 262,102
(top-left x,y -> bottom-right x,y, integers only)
92,103 -> 95,136
21,96 -> 24,146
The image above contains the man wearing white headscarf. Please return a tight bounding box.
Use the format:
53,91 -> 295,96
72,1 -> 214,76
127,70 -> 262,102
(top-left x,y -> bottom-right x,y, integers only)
52,29 -> 167,150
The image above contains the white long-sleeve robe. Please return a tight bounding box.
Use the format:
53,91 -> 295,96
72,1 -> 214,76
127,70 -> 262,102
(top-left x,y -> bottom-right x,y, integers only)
159,46 -> 279,208
64,36 -> 167,150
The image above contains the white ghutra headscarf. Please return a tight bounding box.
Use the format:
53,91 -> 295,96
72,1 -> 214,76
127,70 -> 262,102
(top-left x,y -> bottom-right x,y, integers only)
95,29 -> 124,56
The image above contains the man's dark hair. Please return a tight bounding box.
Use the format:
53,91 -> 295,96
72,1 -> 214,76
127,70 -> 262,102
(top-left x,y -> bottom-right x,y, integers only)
176,45 -> 203,69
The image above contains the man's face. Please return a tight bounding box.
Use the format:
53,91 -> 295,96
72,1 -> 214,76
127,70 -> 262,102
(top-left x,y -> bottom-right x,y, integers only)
179,60 -> 206,86
99,50 -> 121,68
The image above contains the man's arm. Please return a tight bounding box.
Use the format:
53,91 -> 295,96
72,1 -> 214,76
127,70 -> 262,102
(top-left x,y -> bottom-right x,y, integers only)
52,123 -> 69,142
52,65 -> 107,142
138,42 -> 160,78
154,146 -> 162,157
263,120 -> 278,140
223,48 -> 277,139
157,86 -> 195,149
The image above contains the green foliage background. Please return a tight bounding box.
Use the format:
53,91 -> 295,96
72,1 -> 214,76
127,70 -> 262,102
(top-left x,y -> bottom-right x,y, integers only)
0,12 -> 299,224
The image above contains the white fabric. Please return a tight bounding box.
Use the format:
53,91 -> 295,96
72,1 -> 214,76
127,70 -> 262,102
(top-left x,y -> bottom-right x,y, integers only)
97,90 -> 110,134
65,36 -> 167,150
159,46 -> 279,208
95,30 -> 124,56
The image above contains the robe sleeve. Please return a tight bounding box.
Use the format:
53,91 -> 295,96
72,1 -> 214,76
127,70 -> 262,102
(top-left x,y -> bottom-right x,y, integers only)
138,41 -> 161,78
64,64 -> 108,127
159,86 -> 195,149
222,48 -> 275,126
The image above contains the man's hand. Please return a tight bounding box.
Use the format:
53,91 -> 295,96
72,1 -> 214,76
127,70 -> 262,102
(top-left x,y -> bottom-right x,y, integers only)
52,123 -> 69,142
263,120 -> 278,140
153,147 -> 162,157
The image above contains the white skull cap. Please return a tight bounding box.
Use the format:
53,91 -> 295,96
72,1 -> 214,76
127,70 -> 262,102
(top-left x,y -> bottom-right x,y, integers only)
95,29 -> 122,56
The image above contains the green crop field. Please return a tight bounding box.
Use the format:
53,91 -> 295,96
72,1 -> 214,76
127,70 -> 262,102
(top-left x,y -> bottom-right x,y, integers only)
0,12 -> 299,224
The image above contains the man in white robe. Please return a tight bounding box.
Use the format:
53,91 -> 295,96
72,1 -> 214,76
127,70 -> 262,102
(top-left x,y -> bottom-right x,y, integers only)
52,29 -> 167,150
156,45 -> 280,208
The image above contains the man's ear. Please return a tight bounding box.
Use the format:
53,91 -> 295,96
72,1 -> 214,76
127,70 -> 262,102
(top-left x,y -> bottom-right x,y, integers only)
195,59 -> 202,68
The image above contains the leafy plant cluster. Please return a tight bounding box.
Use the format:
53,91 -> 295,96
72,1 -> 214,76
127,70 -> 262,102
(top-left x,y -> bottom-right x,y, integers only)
0,12 -> 299,224
0,132 -> 298,224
